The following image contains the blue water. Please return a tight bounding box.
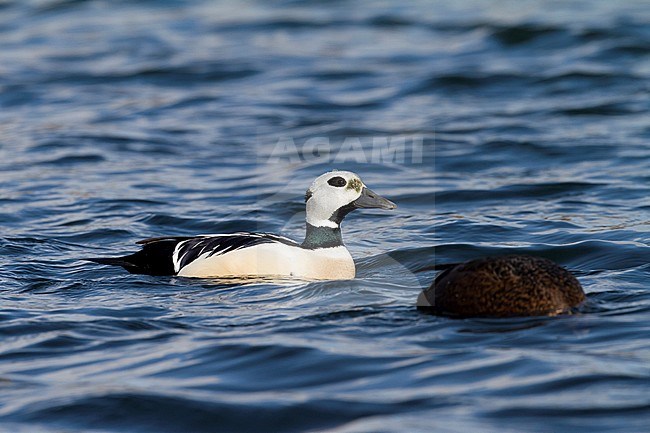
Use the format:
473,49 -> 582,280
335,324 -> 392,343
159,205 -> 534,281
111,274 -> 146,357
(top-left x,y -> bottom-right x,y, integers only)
1,1 -> 649,432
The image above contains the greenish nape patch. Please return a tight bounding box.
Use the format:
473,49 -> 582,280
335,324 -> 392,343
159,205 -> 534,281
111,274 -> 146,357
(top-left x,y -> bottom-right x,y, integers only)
347,178 -> 362,193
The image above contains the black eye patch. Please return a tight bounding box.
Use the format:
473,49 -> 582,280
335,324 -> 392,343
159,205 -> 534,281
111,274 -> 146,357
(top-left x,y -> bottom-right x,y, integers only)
327,176 -> 347,187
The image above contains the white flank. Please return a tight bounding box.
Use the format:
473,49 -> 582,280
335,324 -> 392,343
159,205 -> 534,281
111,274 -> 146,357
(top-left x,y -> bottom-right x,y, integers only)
177,243 -> 354,280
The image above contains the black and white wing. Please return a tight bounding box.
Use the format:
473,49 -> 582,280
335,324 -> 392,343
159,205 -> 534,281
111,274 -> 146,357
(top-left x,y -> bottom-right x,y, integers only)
172,233 -> 298,273
87,233 -> 299,276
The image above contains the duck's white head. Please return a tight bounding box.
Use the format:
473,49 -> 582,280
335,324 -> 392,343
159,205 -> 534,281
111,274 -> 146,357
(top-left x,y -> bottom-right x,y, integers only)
304,170 -> 396,229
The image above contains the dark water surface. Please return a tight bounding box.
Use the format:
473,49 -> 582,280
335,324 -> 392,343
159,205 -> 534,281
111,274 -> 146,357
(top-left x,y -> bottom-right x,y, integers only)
1,1 -> 649,432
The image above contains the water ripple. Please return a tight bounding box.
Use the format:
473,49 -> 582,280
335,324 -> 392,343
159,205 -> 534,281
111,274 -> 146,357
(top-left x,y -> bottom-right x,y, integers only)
1,0 -> 649,432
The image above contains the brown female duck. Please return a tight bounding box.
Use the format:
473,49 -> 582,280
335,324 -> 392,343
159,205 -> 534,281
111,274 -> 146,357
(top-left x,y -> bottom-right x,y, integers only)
417,255 -> 586,317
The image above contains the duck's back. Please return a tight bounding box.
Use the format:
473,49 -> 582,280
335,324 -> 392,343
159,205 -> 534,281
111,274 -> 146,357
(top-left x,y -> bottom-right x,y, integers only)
418,255 -> 585,317
88,233 -> 355,280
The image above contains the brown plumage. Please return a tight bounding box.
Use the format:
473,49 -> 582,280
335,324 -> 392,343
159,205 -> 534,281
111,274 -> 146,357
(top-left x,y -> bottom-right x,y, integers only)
417,255 -> 585,317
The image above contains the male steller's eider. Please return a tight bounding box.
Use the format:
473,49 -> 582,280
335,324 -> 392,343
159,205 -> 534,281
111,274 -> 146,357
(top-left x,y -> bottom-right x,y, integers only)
87,171 -> 396,280
417,255 -> 586,317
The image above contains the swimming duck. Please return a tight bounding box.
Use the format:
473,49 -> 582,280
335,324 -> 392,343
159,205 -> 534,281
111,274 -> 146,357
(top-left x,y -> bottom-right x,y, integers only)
417,255 -> 585,317
88,171 -> 396,280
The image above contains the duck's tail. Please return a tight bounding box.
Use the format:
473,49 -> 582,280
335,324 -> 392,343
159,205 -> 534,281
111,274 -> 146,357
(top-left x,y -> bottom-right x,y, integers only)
85,238 -> 180,276
85,256 -> 143,274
